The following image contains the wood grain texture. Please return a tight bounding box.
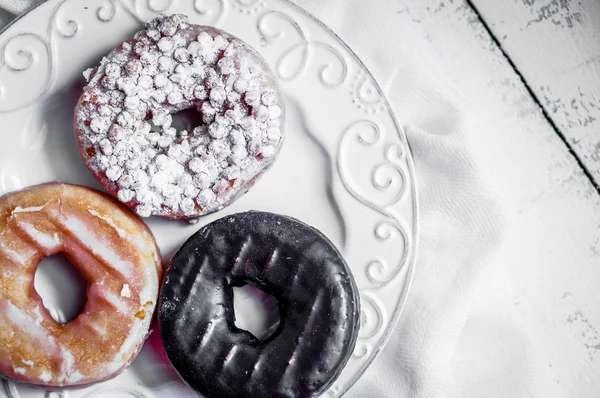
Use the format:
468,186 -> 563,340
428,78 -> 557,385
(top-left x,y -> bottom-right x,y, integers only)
470,0 -> 600,184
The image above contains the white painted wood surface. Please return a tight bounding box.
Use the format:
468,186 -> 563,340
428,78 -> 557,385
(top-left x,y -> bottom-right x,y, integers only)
471,0 -> 600,183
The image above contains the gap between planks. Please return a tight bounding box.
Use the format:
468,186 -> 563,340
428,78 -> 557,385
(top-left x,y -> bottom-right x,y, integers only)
463,0 -> 600,195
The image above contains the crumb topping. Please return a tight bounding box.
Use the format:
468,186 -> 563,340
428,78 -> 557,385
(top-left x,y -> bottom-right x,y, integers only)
76,14 -> 284,218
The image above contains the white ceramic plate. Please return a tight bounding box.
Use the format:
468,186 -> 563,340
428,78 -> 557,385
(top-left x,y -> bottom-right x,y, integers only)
0,0 -> 418,397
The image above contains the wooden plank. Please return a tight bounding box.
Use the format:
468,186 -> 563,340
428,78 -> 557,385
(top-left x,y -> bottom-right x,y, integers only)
290,0 -> 600,396
469,0 -> 600,184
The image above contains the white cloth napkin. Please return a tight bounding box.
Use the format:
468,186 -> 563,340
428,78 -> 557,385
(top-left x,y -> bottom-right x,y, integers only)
2,1 -> 595,397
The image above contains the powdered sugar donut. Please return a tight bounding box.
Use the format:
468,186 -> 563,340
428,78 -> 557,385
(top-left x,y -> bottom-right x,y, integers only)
0,184 -> 162,387
75,14 -> 285,219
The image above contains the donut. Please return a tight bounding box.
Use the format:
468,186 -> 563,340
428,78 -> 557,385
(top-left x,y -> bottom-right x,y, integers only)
75,14 -> 285,219
0,184 -> 162,387
158,211 -> 360,398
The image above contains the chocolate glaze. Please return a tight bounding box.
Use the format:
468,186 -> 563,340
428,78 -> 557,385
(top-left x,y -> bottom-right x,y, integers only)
158,211 -> 360,398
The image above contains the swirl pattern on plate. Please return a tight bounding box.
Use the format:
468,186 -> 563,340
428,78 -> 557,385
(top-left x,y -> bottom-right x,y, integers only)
0,0 -> 417,397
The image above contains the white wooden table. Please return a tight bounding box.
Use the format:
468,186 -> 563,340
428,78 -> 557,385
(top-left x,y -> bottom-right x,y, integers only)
471,0 -> 600,185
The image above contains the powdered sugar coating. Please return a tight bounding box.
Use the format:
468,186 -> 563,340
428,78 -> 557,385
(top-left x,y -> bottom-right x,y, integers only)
75,14 -> 285,219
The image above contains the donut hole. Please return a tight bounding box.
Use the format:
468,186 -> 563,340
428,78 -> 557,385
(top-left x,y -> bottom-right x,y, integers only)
156,107 -> 205,134
34,254 -> 87,324
232,283 -> 280,341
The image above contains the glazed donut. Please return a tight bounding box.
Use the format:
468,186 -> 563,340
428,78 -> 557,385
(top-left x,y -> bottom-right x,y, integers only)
75,14 -> 285,219
0,184 -> 162,387
159,211 -> 360,398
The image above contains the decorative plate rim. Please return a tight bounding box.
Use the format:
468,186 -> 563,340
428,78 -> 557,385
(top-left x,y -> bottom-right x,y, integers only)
0,0 -> 420,396
276,2 -> 419,394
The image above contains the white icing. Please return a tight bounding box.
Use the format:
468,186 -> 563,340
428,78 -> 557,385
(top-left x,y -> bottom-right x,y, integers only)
88,208 -> 128,238
121,284 -> 131,298
18,222 -> 60,251
0,243 -> 31,263
105,302 -> 152,374
99,237 -> 158,373
13,367 -> 26,375
22,360 -> 34,367
59,347 -> 75,382
11,205 -> 46,215
3,302 -> 80,383
129,235 -> 160,306
39,371 -> 52,382
83,315 -> 106,336
5,300 -> 50,343
67,371 -> 84,384
63,217 -> 133,278
139,281 -> 156,308
102,290 -> 130,313
32,305 -> 44,324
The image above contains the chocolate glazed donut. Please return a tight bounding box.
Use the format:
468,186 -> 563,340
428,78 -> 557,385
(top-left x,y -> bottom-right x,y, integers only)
158,211 -> 360,398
